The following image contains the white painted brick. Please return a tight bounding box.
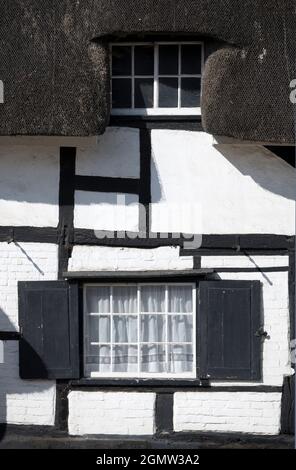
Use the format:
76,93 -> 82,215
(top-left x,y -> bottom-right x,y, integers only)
0,242 -> 58,330
174,392 -> 281,435
0,242 -> 58,426
199,265 -> 292,386
0,342 -> 56,426
68,392 -> 155,436
201,256 -> 289,269
68,251 -> 290,389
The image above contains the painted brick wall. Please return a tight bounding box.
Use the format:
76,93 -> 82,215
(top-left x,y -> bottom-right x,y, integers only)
70,249 -> 292,388
68,392 -> 156,436
201,256 -> 292,386
0,242 -> 58,426
0,342 -> 55,426
0,243 -> 58,330
174,392 -> 282,435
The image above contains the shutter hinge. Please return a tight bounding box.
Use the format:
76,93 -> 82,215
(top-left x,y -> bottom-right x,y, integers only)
200,375 -> 211,387
200,374 -> 211,380
255,327 -> 269,340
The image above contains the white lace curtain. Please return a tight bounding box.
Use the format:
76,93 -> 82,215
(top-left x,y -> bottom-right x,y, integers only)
85,284 -> 193,375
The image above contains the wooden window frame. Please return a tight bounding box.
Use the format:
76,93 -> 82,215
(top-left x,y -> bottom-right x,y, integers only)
111,41 -> 204,116
83,282 -> 197,380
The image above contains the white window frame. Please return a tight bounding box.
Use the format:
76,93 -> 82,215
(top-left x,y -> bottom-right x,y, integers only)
111,42 -> 204,116
83,282 -> 197,379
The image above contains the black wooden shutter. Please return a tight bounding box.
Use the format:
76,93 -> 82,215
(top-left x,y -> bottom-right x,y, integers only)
199,281 -> 261,381
18,281 -> 80,380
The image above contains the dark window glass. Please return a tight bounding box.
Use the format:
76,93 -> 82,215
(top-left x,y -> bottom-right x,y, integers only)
112,79 -> 132,108
135,78 -> 154,108
159,78 -> 178,108
181,45 -> 202,75
159,45 -> 179,75
181,78 -> 201,107
112,46 -> 132,76
135,45 -> 154,75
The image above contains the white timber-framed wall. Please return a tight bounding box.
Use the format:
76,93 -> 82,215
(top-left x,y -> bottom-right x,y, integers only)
0,125 -> 294,437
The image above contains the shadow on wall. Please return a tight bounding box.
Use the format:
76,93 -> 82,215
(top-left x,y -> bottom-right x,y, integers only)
0,307 -> 52,443
0,139 -> 164,231
0,311 -> 15,440
214,142 -> 296,202
151,156 -> 163,204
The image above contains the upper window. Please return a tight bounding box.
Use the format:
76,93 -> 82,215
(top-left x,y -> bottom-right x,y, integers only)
84,283 -> 196,379
111,42 -> 203,116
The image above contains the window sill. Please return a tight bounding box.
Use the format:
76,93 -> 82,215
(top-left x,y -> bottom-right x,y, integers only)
111,109 -> 201,117
109,115 -> 203,130
70,378 -> 206,389
69,379 -> 281,394
110,114 -> 202,122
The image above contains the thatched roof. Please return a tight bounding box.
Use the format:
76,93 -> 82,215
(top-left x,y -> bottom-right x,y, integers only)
0,1 -> 295,142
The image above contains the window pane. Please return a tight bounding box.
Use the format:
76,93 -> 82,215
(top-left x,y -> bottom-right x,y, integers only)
135,78 -> 154,108
112,45 -> 132,75
181,44 -> 202,74
113,286 -> 137,313
85,287 -> 110,314
168,286 -> 193,313
141,314 -> 165,342
112,78 -> 132,108
168,344 -> 193,373
168,315 -> 193,343
159,45 -> 179,75
88,315 -> 110,343
113,345 -> 138,373
141,286 -> 165,312
85,345 -> 111,374
135,45 -> 154,75
84,283 -> 196,377
113,315 -> 138,343
141,344 -> 166,373
181,78 -> 201,107
159,78 -> 178,108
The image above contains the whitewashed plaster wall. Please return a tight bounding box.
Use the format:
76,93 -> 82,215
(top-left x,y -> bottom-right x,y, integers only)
68,245 -> 193,271
76,128 -> 140,178
74,192 -> 139,231
151,130 -> 296,235
1,131 -> 294,236
74,128 -> 141,232
0,141 -> 60,227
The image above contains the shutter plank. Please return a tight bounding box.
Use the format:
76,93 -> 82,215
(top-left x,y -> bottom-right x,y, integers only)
199,281 -> 261,381
19,281 -> 80,380
223,288 -> 251,370
207,288 -> 223,369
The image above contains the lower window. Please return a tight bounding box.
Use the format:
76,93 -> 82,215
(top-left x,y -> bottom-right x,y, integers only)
84,283 -> 196,378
